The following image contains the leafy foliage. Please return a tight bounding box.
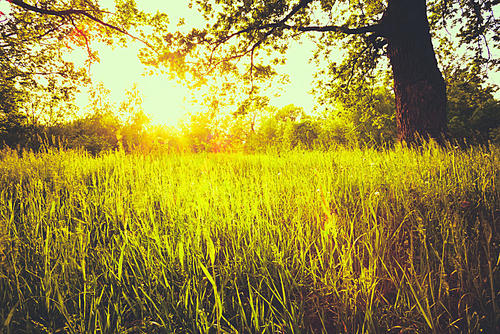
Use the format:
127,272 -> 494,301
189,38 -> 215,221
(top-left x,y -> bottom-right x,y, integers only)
0,75 -> 28,146
0,0 -> 152,147
445,65 -> 500,143
150,0 -> 498,90
0,1 -> 91,122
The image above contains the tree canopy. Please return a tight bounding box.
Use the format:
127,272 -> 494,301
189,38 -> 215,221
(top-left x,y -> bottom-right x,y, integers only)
144,1 -> 497,75
1,0 -> 499,146
145,0 -> 498,143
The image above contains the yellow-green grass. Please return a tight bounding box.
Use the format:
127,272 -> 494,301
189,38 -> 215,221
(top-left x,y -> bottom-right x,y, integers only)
0,144 -> 498,333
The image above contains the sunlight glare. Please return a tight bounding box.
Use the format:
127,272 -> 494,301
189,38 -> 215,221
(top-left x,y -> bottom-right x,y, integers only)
68,1 -> 317,127
70,42 -> 191,127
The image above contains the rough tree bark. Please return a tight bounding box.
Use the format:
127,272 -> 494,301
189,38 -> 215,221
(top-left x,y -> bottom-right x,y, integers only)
380,0 -> 447,144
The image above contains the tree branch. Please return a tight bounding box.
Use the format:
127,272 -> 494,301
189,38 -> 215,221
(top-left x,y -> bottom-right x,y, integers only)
235,0 -> 379,94
10,0 -> 126,33
224,22 -> 380,43
245,0 -> 315,96
9,0 -> 155,50
253,0 -> 316,48
284,23 -> 380,34
209,1 -> 316,61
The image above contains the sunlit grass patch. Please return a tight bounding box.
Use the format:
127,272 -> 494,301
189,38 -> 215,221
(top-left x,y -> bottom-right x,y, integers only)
0,144 -> 498,333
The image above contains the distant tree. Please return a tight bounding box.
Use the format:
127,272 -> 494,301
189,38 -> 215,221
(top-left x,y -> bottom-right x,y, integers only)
0,74 -> 28,147
286,119 -> 320,149
252,104 -> 305,149
445,65 -> 500,143
147,125 -> 185,153
257,116 -> 281,147
317,117 -> 355,148
275,104 -> 305,123
119,84 -> 150,151
233,95 -> 271,134
68,112 -> 120,155
183,112 -> 215,152
57,83 -> 120,154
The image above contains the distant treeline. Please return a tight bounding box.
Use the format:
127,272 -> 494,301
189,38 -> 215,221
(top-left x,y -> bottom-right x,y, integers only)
1,69 -> 499,154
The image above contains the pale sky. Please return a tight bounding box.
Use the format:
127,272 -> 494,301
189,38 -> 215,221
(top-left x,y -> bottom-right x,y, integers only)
73,38 -> 317,126
71,1 -> 317,126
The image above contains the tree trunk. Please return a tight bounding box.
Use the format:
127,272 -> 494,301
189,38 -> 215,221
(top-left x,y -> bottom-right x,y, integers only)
381,0 -> 447,144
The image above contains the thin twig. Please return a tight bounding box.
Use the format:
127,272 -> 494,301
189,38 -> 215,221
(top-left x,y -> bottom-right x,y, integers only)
9,0 -> 156,51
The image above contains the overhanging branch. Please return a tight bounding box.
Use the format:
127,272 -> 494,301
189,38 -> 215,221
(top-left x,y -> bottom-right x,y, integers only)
10,0 -> 127,34
210,0 -> 380,68
283,23 -> 381,34
224,22 -> 380,43
223,0 -> 380,94
9,0 -> 155,50
244,0 -> 315,95
253,0 -> 316,48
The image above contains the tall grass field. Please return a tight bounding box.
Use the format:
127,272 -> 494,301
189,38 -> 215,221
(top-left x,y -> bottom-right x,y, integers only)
0,144 -> 498,333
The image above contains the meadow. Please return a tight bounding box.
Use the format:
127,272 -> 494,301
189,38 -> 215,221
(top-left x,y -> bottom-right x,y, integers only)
0,144 -> 498,333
